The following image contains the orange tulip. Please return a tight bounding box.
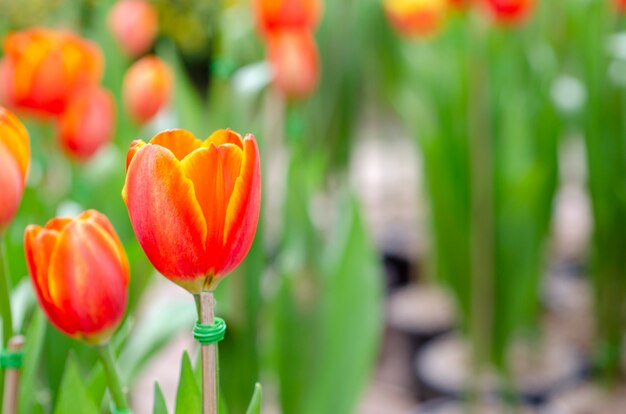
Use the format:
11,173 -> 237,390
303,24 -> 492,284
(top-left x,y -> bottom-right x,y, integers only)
24,210 -> 129,345
615,0 -> 626,13
123,129 -> 261,293
108,0 -> 158,57
0,107 -> 30,231
58,86 -> 116,160
253,0 -> 322,35
0,28 -> 103,116
122,55 -> 173,124
267,28 -> 319,99
482,0 -> 533,24
383,0 -> 448,37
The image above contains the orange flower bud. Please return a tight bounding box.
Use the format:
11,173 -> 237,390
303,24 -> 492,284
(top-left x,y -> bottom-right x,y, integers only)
122,56 -> 173,124
383,0 -> 448,37
482,0 -> 533,24
24,210 -> 130,345
122,129 -> 261,293
108,0 -> 158,57
1,28 -> 103,116
267,28 -> 319,99
614,0 -> 626,13
0,107 -> 30,231
58,86 -> 116,160
253,0 -> 322,35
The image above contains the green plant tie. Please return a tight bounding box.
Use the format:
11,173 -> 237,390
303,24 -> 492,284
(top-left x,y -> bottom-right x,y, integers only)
0,349 -> 23,369
193,317 -> 227,345
110,401 -> 132,414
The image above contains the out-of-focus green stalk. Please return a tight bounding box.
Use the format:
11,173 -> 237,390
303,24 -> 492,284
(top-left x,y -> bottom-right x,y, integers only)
97,344 -> 130,413
0,234 -> 14,409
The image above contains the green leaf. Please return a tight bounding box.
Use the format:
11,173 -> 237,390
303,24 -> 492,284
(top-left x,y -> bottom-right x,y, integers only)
175,352 -> 201,414
18,309 -> 46,414
153,382 -> 169,414
245,383 -> 262,414
54,354 -> 99,414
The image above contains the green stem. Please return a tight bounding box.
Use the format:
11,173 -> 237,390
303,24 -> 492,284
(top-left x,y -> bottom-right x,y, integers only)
0,234 -> 14,348
97,344 -> 130,413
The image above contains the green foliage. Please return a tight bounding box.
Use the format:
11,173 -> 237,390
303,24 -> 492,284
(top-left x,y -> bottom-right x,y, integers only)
153,382 -> 169,414
54,354 -> 99,414
245,383 -> 262,414
175,352 -> 202,414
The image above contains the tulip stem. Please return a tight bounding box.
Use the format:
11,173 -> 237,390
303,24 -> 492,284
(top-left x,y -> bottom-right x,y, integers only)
97,344 -> 131,413
195,292 -> 217,414
2,335 -> 24,414
0,234 -> 14,348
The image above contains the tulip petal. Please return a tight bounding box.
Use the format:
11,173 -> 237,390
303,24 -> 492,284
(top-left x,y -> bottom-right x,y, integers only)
203,129 -> 244,148
0,144 -> 24,228
150,129 -> 203,160
124,144 -> 208,279
0,108 -> 30,178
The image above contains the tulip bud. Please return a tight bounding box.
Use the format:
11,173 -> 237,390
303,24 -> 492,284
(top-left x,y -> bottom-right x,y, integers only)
615,0 -> 626,13
267,28 -> 319,99
383,0 -> 448,37
1,28 -> 103,116
0,107 -> 30,231
482,0 -> 533,24
123,55 -> 173,123
24,210 -> 130,345
123,129 -> 261,293
58,87 -> 116,160
253,0 -> 322,35
108,0 -> 158,57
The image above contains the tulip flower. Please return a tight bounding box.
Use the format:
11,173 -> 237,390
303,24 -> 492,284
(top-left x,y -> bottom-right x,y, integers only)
267,28 -> 319,99
58,86 -> 116,160
0,107 -> 30,231
122,55 -> 173,123
482,0 -> 533,24
383,0 -> 448,37
615,0 -> 626,13
253,0 -> 322,35
0,28 -> 103,116
123,129 -> 261,293
108,0 -> 158,57
24,210 -> 129,345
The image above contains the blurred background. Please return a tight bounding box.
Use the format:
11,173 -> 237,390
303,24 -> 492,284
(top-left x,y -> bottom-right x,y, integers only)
1,0 -> 625,413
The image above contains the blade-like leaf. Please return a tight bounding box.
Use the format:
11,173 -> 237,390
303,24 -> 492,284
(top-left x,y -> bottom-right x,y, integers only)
53,354 -> 99,414
19,309 -> 46,414
153,382 -> 169,414
245,383 -> 262,414
175,351 -> 201,414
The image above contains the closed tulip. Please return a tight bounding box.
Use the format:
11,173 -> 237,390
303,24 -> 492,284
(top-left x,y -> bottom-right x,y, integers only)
108,0 -> 158,57
123,129 -> 261,293
1,28 -> 103,116
615,0 -> 626,13
383,0 -> 448,37
58,86 -> 116,160
253,0 -> 322,35
123,55 -> 173,123
0,107 -> 30,231
267,28 -> 319,99
482,0 -> 533,24
24,210 -> 129,345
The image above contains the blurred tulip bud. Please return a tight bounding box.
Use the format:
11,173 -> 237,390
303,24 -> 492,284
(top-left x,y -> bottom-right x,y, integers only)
615,0 -> 626,13
24,210 -> 130,345
267,28 -> 319,99
448,0 -> 466,8
0,107 -> 30,231
108,0 -> 158,57
123,129 -> 261,293
253,0 -> 322,35
482,0 -> 533,24
123,55 -> 173,123
58,86 -> 116,160
1,28 -> 103,116
383,0 -> 448,37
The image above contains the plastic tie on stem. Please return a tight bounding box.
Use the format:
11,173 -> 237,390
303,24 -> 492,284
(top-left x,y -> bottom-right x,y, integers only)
193,317 -> 227,345
0,349 -> 23,369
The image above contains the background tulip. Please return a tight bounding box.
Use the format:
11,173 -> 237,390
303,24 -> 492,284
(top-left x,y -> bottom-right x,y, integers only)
108,0 -> 158,57
122,55 -> 173,123
383,0 -> 448,37
58,86 -> 116,160
123,129 -> 261,293
0,28 -> 103,116
24,210 -> 130,345
267,28 -> 319,99
482,0 -> 533,24
253,0 -> 322,35
0,107 -> 30,231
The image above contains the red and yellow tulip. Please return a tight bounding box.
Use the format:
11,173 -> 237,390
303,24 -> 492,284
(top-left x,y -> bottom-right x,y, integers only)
123,129 -> 261,293
253,0 -> 322,35
482,0 -> 533,24
58,86 -> 116,160
0,107 -> 30,231
108,0 -> 158,57
0,28 -> 103,116
24,210 -> 129,345
383,0 -> 448,37
122,55 -> 173,124
267,28 -> 319,99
